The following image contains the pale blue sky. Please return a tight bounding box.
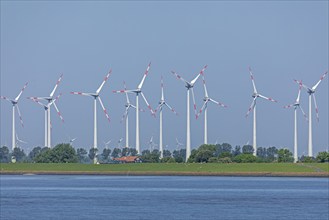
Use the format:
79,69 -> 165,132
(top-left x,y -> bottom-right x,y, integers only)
1,1 -> 328,155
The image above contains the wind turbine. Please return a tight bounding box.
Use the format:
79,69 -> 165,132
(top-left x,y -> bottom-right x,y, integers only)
69,137 -> 77,144
113,62 -> 155,154
294,71 -> 328,157
27,74 -> 64,148
119,81 -> 144,149
176,138 -> 184,150
71,70 -> 112,164
284,81 -> 307,163
1,82 -> 28,150
155,76 -> 178,159
28,93 -> 64,147
16,133 -> 28,149
103,140 -> 111,149
148,136 -> 157,151
245,67 -> 277,156
171,65 -> 207,161
196,70 -> 227,144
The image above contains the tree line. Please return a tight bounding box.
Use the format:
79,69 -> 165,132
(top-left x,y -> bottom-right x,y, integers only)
0,143 -> 328,163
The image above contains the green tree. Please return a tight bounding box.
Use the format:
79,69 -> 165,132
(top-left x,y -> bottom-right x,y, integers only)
232,146 -> 241,157
111,148 -> 121,158
76,148 -> 88,163
29,147 -> 42,161
256,147 -> 267,160
101,148 -> 112,161
11,147 -> 26,162
141,150 -> 161,163
300,156 -> 315,163
277,148 -> 294,163
242,145 -> 254,154
121,148 -> 129,156
316,151 -> 329,163
194,150 -> 213,163
173,149 -> 185,163
50,143 -> 78,163
34,148 -> 52,163
0,146 -> 10,163
233,154 -> 257,163
266,147 -> 278,162
88,148 -> 98,161
163,150 -> 171,158
129,148 -> 138,156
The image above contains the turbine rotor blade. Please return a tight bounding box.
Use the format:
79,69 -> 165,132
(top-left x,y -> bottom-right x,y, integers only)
28,97 -> 47,108
191,87 -> 198,118
112,89 -> 135,94
0,96 -> 13,103
161,75 -> 165,101
191,65 -> 207,85
70,92 -> 94,97
312,71 -> 328,91
140,92 -> 155,116
15,82 -> 28,101
171,70 -> 189,85
312,94 -> 319,122
164,102 -> 178,115
258,94 -> 277,103
246,97 -> 257,117
97,96 -> 110,123
209,98 -> 227,107
294,79 -> 310,91
16,104 -> 24,127
298,105 -> 308,121
283,104 -> 294,109
137,62 -> 151,90
123,81 -> 131,104
296,82 -> 302,103
53,102 -> 65,123
249,67 -> 258,94
196,100 -> 208,119
50,74 -> 63,98
96,69 -> 112,94
120,106 -> 130,123
201,73 -> 209,98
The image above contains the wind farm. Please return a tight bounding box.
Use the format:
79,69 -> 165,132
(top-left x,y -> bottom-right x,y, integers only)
1,65 -> 328,164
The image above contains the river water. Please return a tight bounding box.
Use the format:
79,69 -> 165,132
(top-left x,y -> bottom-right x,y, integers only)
0,175 -> 328,220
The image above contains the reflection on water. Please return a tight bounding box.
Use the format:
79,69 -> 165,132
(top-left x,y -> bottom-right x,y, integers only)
1,176 -> 328,220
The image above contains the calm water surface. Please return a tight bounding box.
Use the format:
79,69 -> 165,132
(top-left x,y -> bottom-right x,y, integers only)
0,175 -> 328,220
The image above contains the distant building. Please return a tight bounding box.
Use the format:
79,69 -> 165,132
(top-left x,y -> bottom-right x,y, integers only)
113,156 -> 142,163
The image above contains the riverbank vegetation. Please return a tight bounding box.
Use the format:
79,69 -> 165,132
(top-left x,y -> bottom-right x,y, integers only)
0,143 -> 328,165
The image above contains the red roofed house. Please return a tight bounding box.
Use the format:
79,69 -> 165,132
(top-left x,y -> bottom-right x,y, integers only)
113,156 -> 141,163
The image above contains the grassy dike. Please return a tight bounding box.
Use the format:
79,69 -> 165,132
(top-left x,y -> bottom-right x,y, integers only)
1,163 -> 328,177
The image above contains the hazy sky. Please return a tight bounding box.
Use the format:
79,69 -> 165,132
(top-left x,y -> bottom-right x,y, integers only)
1,1 -> 328,155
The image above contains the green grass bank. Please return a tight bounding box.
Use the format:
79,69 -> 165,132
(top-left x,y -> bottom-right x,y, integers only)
1,163 -> 328,177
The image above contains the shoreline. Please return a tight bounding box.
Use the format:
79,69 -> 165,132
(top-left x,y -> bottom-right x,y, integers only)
1,171 -> 328,177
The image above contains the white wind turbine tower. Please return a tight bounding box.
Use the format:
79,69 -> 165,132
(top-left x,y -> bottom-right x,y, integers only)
27,74 -> 64,148
196,70 -> 227,145
119,81 -> 144,149
171,65 -> 207,161
284,82 -> 308,163
294,71 -> 328,157
245,67 -> 277,156
71,70 -> 112,164
155,76 -> 178,159
113,62 -> 155,154
1,82 -> 28,150
28,93 -> 64,147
